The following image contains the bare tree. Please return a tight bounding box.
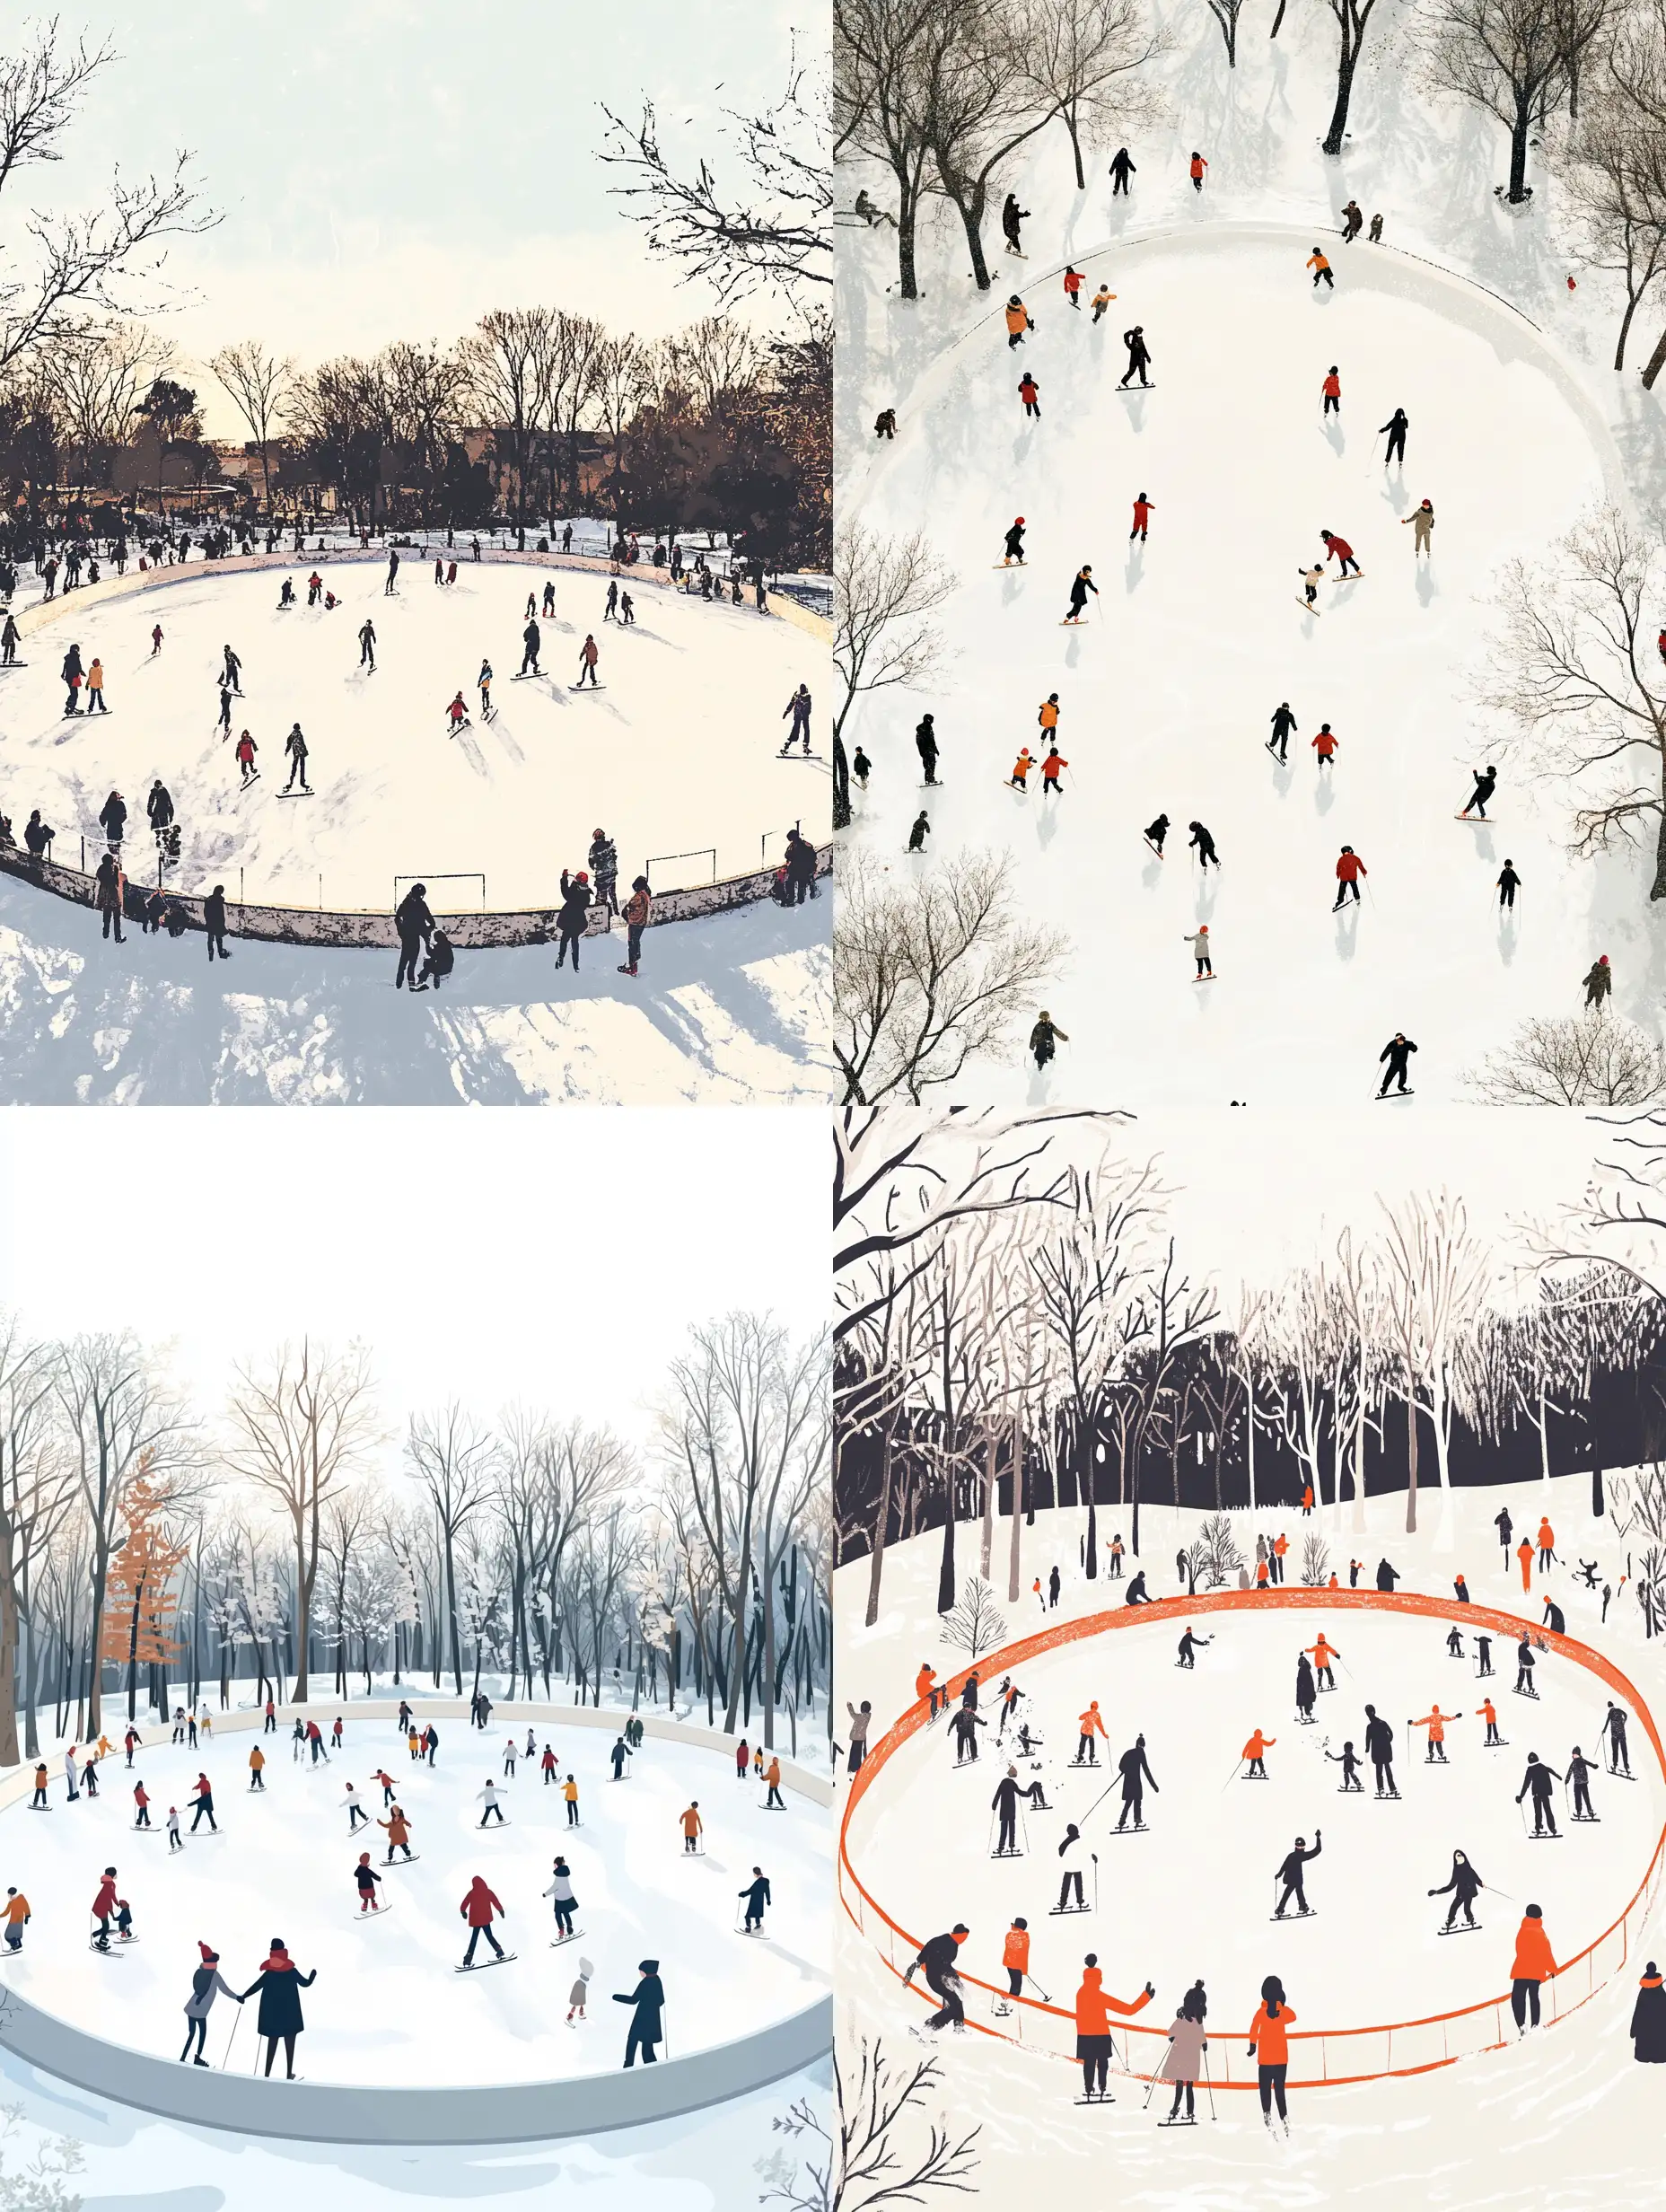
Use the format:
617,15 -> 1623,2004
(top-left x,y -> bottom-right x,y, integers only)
1378,1193 -> 1493,1537
49,320 -> 165,490
405,1405 -> 496,1695
1204,0 -> 1248,66
1019,0 -> 1168,189
224,1341 -> 381,1702
940,1572 -> 1010,1657
836,0 -> 943,303
1319,0 -> 1391,155
0,1318 -> 73,1765
834,522 -> 958,744
1419,0 -> 1611,202
209,339 -> 294,513
1464,1011 -> 1666,1102
767,2037 -> 979,2210
1565,55 -> 1666,370
835,848 -> 1070,1103
466,308 -> 553,550
597,49 -> 831,308
0,23 -> 212,382
921,4 -> 1057,292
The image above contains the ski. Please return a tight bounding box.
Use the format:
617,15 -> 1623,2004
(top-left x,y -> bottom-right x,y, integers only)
1048,1903 -> 1092,1917
1375,1091 -> 1414,1101
382,1854 -> 421,1865
1570,1813 -> 1601,1823
1073,2094 -> 1118,2106
549,1928 -> 587,1947
455,1953 -> 519,1971
275,790 -> 315,800
1524,1831 -> 1565,1841
1158,2114 -> 1199,2127
568,684 -> 608,692
88,1942 -> 129,1954
1143,839 -> 1165,859
1296,601 -> 1324,615
1269,1910 -> 1318,1922
476,1818 -> 513,1829
1435,1922 -> 1483,1936
1107,1823 -> 1149,1835
350,1902 -> 394,1921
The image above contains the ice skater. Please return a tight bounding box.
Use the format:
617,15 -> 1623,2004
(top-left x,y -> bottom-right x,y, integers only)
1363,1706 -> 1398,1795
358,619 -> 375,670
1320,528 -> 1359,577
354,1854 -> 385,1913
283,723 -> 311,793
739,1867 -> 771,1931
1185,926 -> 1212,979
781,682 -> 812,753
1378,1032 -> 1416,1094
180,1944 -> 242,2062
1119,326 -> 1152,388
1268,702 -> 1297,761
1380,408 -> 1408,467
1129,494 -> 1154,542
1065,566 -> 1097,621
1188,819 -> 1220,870
614,1960 -> 666,2065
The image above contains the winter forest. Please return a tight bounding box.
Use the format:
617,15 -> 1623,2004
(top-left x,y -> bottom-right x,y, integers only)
835,1106 -> 1666,1629
0,1312 -> 831,1767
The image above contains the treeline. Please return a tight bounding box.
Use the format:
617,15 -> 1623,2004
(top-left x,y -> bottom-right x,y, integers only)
0,308 -> 830,568
0,1312 -> 829,1769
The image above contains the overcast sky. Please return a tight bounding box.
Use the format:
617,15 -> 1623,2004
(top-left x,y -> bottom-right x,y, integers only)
31,0 -> 821,434
0,1109 -> 825,1470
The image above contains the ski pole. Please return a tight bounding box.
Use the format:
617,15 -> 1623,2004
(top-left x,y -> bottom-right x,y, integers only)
1092,1853 -> 1099,1912
1204,2049 -> 1217,2120
221,2003 -> 242,2070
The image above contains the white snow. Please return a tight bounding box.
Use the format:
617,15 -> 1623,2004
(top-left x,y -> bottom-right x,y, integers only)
0,1719 -> 829,2087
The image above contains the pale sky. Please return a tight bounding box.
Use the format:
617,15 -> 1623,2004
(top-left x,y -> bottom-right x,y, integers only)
0,1109 -> 826,1472
31,0 -> 824,434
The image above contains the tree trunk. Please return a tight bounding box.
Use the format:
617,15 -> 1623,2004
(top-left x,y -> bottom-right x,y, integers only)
1404,1382 -> 1419,1534
1065,105 -> 1086,191
1507,100 -> 1531,203
951,186 -> 992,292
292,1525 -> 312,1700
1084,1435 -> 1099,1580
1271,0 -> 1288,34
1322,34 -> 1358,156
832,735 -> 850,830
1007,1412 -> 1023,1603
1651,807 -> 1666,901
898,183 -> 920,301
1617,286 -> 1641,373
979,1430 -> 996,1579
1592,1462 -> 1606,1518
1640,319 -> 1666,389
936,1484 -> 956,1613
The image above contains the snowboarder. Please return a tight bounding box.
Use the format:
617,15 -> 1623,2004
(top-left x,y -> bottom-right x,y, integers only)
1268,702 -> 1297,761
576,634 -> 601,687
1516,1753 -> 1562,1835
354,1854 -> 384,1914
459,1875 -> 508,1965
1274,1832 -> 1321,1917
1109,146 -> 1136,195
781,683 -> 812,754
1188,820 -> 1220,869
180,1944 -> 243,2063
615,1960 -> 666,2065
916,713 -> 940,784
1381,408 -> 1408,467
1583,954 -> 1612,1012
283,723 -> 311,793
1249,1976 -> 1296,2133
1460,767 -> 1496,819
1116,1734 -> 1158,1829
240,1939 -> 316,2078
1178,1625 -> 1212,1667
1403,499 -> 1434,555
1119,327 -> 1152,388
522,620 -> 541,676
1363,1706 -> 1398,1795
1185,926 -> 1213,979
1030,1010 -> 1068,1068
902,1925 -> 970,2032
1510,1906 -> 1556,2030
1497,858 -> 1521,910
873,406 -> 897,439
1242,1728 -> 1276,1779
908,810 -> 930,853
1378,1033 -> 1416,1095
1065,566 -> 1098,621
1002,517 -> 1026,565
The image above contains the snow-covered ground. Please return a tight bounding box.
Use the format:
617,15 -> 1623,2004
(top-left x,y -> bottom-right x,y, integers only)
4,559 -> 823,912
837,4 -> 1666,1110
837,1472 -> 1666,2204
0,1716 -> 829,2087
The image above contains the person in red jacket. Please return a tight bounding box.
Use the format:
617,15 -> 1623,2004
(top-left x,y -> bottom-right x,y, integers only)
1019,373 -> 1040,419
1074,1953 -> 1154,2098
92,1865 -> 119,1950
1320,528 -> 1360,576
1189,151 -> 1207,191
1321,366 -> 1341,416
1511,1905 -> 1556,2031
1040,749 -> 1068,794
1129,493 -> 1154,541
1063,264 -> 1084,308
1333,846 -> 1366,909
459,1874 -> 507,1967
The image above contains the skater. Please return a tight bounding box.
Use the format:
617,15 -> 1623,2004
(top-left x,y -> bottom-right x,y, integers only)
1249,1976 -> 1296,2132
1363,1706 -> 1398,1796
1342,198 -> 1363,241
91,1865 -> 120,1949
1002,517 -> 1027,565
1517,1753 -> 1563,1835
477,1778 -> 506,1826
555,869 -> 591,972
1381,407 -> 1408,467
1091,281 -> 1116,320
241,1939 -> 316,2078
544,1856 -> 579,1936
916,713 -> 940,784
377,1805 -> 414,1862
566,1959 -> 593,2023
354,1855 -> 384,1914
394,883 -> 433,990
385,548 -> 399,595
235,729 -> 258,785
86,656 -> 106,711
1129,493 -> 1154,543
1410,1706 -> 1459,1762
1460,767 -> 1496,820
1242,1728 -> 1276,1779
1145,812 -> 1170,856
1325,1741 -> 1363,1790
1075,1955 -> 1154,2098
341,1780 -> 370,1830
1273,1831 -> 1321,1917
180,1944 -> 243,2063
1057,1823 -> 1088,1909
1568,1745 -> 1596,1819
1431,1850 -> 1484,1929
1311,724 -> 1338,768
478,660 -> 494,719
283,723 -> 311,793
1378,1033 -> 1416,1095
739,1867 -> 771,1931
1109,145 -> 1136,195
1004,296 -> 1033,348
1320,528 -> 1359,577
1189,151 -> 1207,191
1119,326 -> 1152,388
1583,954 -> 1612,1012
1185,925 -> 1213,979
521,619 -> 542,676
1188,819 -> 1220,869
1403,499 -> 1435,554
189,1772 -> 216,1832
1322,365 -> 1341,416
1607,1702 -> 1633,1775
902,1923 -> 970,2032
1298,562 -> 1324,609
615,1960 -> 666,2066
1076,1700 -> 1109,1765
1160,1987 -> 1207,2122
1030,1009 -> 1068,1068
1065,566 -> 1097,621
1308,245 -> 1334,289
781,682 -> 812,754
1510,1906 -> 1556,2030
1497,858 -> 1521,910
1002,192 -> 1030,254
1019,373 -> 1040,419
1269,702 -> 1297,761
680,1803 -> 704,1852
1515,1633 -> 1537,1691
1115,1734 -> 1158,1829
2,1891 -> 27,1953
576,633 -> 600,687
459,1874 -> 508,1966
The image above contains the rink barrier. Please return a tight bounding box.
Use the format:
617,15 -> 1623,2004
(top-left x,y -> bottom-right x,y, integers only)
838,1587 -> 1664,2090
3,547 -> 829,935
0,1698 -> 831,2144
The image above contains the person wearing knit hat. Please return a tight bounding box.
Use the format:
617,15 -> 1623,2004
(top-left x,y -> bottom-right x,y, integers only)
180,1943 -> 243,2064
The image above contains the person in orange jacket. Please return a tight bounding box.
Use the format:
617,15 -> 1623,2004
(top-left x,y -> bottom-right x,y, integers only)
1477,1697 -> 1501,1745
1305,1635 -> 1339,1687
1242,1728 -> 1276,1778
999,1917 -> 1031,2011
1255,1555 -> 1271,1590
1040,749 -> 1067,794
1011,749 -> 1033,790
680,1803 -> 704,1852
1271,1532 -> 1289,1584
1189,151 -> 1208,191
1536,1517 -> 1556,1571
916,1663 -> 939,1716
1410,1706 -> 1460,1763
1301,1482 -> 1314,1514
1004,295 -> 1031,348
1517,1537 -> 1534,1592
764,1756 -> 785,1809
1129,493 -> 1154,541
1249,1974 -> 1297,2131
1308,246 -> 1333,289
1075,1700 -> 1109,1764
1074,1953 -> 1154,2099
1510,1904 -> 1556,2031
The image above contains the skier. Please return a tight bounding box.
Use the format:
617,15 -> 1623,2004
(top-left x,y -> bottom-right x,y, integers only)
1076,1700 -> 1109,1765
951,1703 -> 986,1764
1274,1831 -> 1321,1917
1065,566 -> 1098,622
1075,1956 -> 1154,2099
446,691 -> 469,735
1040,748 -> 1068,794
1583,954 -> 1612,1012
1381,408 -> 1408,467
1568,1745 -> 1596,1819
180,1944 -> 243,2064
873,407 -> 897,439
1188,820 -> 1220,869
1378,1033 -> 1416,1095
1010,749 -> 1032,791
1119,326 -> 1153,388
1311,724 -> 1338,768
1242,1728 -> 1276,1779
1030,1010 -> 1068,1068
1298,562 -> 1324,609
1430,1850 -> 1484,1929
1002,193 -> 1030,253
576,634 -> 601,687
1268,702 -> 1297,761
1403,499 -> 1435,555
459,1874 -> 508,1966
908,810 -> 930,853
358,619 -> 375,671
1249,1976 -> 1296,2134
1178,1625 -> 1213,1667
1320,528 -> 1360,577
1115,1734 -> 1158,1830
1109,146 -> 1136,195
1160,1987 -> 1207,2123
1308,245 -> 1334,289
1004,296 -> 1032,348
1510,1906 -> 1556,2031
780,682 -> 812,755
1326,1741 -> 1363,1790
1517,1752 -> 1563,1835
1295,1653 -> 1317,1721
354,1854 -> 384,1914
901,1924 -> 970,2032
1185,925 -> 1213,979
283,723 -> 311,794
1321,366 -> 1341,417
1460,767 -> 1496,819
1363,1705 -> 1398,1796
1497,858 -> 1521,910
1188,151 -> 1208,191
609,1736 -> 631,1780
915,714 -> 940,784
735,1867 -> 771,1934
1144,812 -> 1170,856
1002,517 -> 1026,565
1606,1701 -> 1633,1775
999,1918 -> 1030,2012
1410,1706 -> 1460,1763
478,660 -> 493,719
1019,373 -> 1040,420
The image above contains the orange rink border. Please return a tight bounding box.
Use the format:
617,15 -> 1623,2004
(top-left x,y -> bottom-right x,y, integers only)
839,1585 -> 1666,2088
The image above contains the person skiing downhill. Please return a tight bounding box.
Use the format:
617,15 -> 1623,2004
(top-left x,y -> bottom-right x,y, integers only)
1430,1850 -> 1484,1929
1461,767 -> 1496,819
1583,955 -> 1612,1012
1002,517 -> 1027,564
1326,1740 -> 1363,1789
1249,1976 -> 1297,2133
1333,847 -> 1367,909
1188,820 -> 1220,869
1065,566 -> 1097,621
1268,702 -> 1297,761
1242,1729 -> 1276,1779
1120,327 -> 1153,388
1497,858 -> 1521,909
902,1924 -> 970,2032
1116,1734 -> 1158,1828
1378,1033 -> 1416,1094
1517,1753 -> 1563,1835
1381,408 -> 1408,467
1075,1955 -> 1155,2099
1274,1832 -> 1321,1917
1040,748 -> 1067,794
1030,1010 -> 1068,1068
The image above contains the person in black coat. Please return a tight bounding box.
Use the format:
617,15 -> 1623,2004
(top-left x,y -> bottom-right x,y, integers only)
416,927 -> 453,991
204,883 -> 231,962
394,883 -> 434,990
1428,1848 -> 1484,1929
1376,1557 -> 1401,1592
916,713 -> 939,785
147,781 -> 174,836
785,831 -> 819,903
615,1958 -> 665,2065
739,1867 -> 771,1930
240,1938 -> 316,2079
1109,146 -> 1136,195
1631,1964 -> 1666,2061
99,790 -> 127,845
23,811 -> 52,861
556,870 -> 591,971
